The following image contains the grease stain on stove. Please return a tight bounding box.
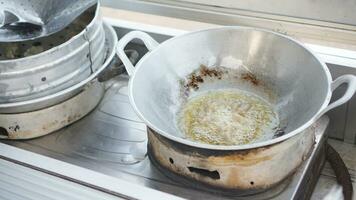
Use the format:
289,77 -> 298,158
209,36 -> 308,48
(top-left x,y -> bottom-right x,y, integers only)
57,116 -> 147,164
207,152 -> 273,166
41,120 -> 59,131
65,113 -> 82,124
8,124 -> 20,132
99,87 -> 142,122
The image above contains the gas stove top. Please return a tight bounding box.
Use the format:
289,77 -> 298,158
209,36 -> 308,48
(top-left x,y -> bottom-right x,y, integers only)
2,74 -> 329,200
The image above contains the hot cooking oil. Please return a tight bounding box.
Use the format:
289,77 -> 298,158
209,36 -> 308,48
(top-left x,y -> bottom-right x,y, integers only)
177,89 -> 279,145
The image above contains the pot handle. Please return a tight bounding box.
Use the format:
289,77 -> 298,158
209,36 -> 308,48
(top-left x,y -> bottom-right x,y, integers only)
319,75 -> 356,116
116,31 -> 159,76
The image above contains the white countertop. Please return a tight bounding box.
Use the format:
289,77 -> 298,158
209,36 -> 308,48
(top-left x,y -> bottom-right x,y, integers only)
101,7 -> 356,69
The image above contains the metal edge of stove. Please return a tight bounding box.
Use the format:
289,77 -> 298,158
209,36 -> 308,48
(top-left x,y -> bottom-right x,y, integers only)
0,142 -> 183,200
0,159 -> 124,200
291,120 -> 328,200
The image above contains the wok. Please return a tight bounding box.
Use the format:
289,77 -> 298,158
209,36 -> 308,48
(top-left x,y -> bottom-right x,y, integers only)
117,27 -> 356,150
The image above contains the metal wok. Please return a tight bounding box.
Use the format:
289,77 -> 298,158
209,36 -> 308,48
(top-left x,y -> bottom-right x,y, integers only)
118,27 -> 356,150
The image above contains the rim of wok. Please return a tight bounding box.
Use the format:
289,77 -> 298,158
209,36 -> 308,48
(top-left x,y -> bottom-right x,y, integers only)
129,26 -> 333,150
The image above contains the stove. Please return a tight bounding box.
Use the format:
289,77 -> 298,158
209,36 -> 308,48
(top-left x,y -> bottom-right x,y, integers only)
2,73 -> 329,199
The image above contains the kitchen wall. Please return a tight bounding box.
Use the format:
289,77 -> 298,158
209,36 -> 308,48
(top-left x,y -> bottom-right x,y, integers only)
151,0 -> 356,27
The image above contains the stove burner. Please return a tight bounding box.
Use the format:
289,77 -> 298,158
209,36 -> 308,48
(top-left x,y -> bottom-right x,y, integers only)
146,118 -> 325,196
148,147 -> 290,198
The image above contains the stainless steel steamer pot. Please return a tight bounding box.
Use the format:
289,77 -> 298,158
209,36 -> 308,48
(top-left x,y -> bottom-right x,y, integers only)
0,22 -> 118,139
0,3 -> 105,113
117,27 -> 356,150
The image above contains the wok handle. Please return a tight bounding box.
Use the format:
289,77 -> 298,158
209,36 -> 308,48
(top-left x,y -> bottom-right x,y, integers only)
320,75 -> 356,116
116,31 -> 159,76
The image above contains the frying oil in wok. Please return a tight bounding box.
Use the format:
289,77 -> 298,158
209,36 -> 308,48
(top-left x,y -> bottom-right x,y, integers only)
178,89 -> 279,145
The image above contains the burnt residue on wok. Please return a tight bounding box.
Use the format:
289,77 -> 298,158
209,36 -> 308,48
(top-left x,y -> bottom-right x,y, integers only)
183,64 -> 223,91
182,64 -> 264,93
